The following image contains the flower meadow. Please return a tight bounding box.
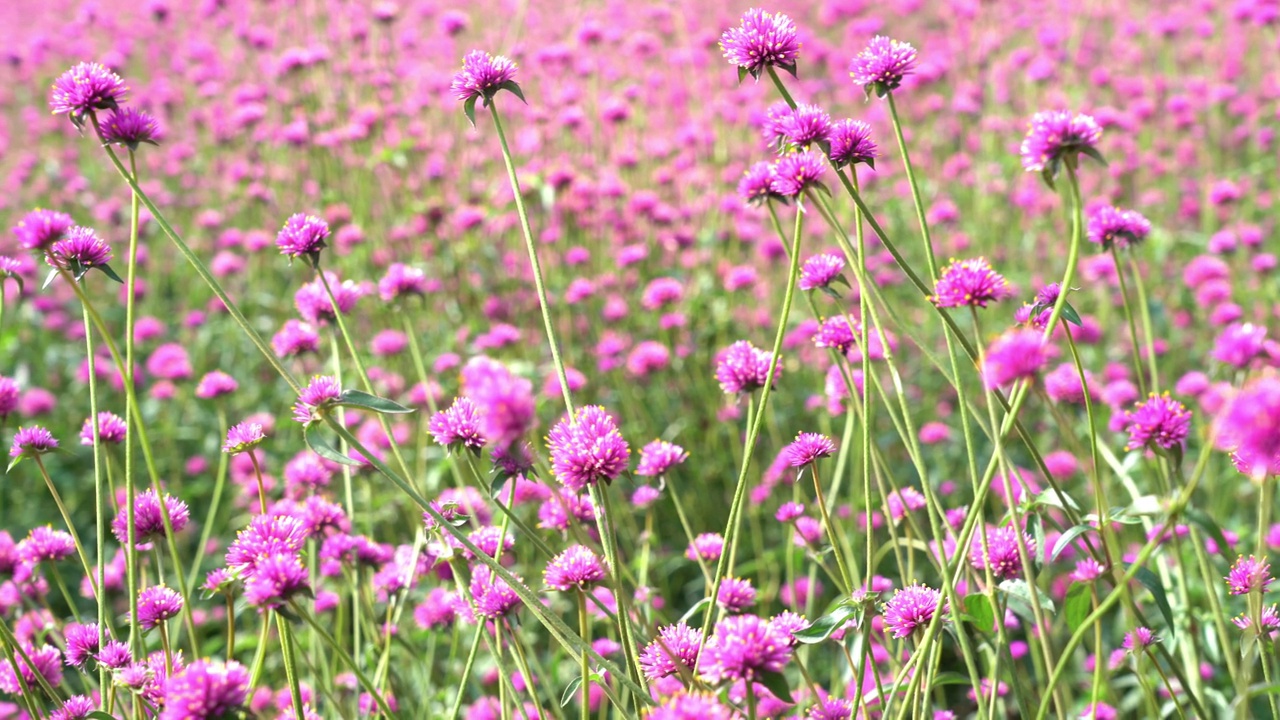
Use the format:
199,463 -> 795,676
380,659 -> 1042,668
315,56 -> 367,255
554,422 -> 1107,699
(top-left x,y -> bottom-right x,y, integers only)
1,1 -> 1279,719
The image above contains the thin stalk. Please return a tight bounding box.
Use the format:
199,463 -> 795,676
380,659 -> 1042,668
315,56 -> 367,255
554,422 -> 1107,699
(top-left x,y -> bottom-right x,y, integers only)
31,456 -> 97,597
578,590 -> 591,720
1111,245 -> 1149,396
277,615 -> 306,720
80,304 -> 109,697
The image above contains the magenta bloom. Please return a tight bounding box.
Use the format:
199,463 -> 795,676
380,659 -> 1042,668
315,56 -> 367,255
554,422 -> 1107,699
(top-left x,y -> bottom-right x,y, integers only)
687,533 -> 725,563
451,50 -> 519,105
775,104 -> 831,149
1226,555 -> 1272,596
970,526 -> 1035,580
543,544 -> 606,591
378,263 -> 431,301
547,406 -> 630,491
272,320 -> 320,357
80,411 -> 126,445
52,695 -> 96,720
716,577 -> 757,613
639,622 -> 703,681
243,552 -> 310,610
137,585 -> 184,630
883,584 -> 947,638
0,642 -> 62,695
1211,322 -> 1267,368
1234,606 -> 1280,638
0,377 -> 17,420
828,119 -> 877,169
63,622 -> 102,668
19,526 -> 76,564
648,693 -> 734,720
783,432 -> 836,467
295,272 -> 361,324
738,161 -> 783,206
699,614 -> 792,684
195,371 -> 239,399
112,489 -> 190,545
982,329 -> 1051,389
770,150 -> 827,198
849,36 -> 918,96
48,226 -> 113,270
160,660 -> 250,720
814,315 -> 856,354
100,107 -> 160,149
931,258 -> 1012,309
461,357 -> 537,448
49,62 -> 127,123
470,566 -> 522,619
799,254 -> 845,291
222,422 -> 266,454
715,340 -> 779,395
1087,206 -> 1152,250
10,425 -> 58,458
1122,626 -> 1157,653
1019,110 -> 1103,175
635,440 -> 688,477
292,375 -> 343,425
1124,394 -> 1191,452
429,397 -> 488,453
276,213 -> 329,261
225,514 -> 308,573
1217,375 -> 1280,477
13,209 -> 74,251
719,8 -> 799,79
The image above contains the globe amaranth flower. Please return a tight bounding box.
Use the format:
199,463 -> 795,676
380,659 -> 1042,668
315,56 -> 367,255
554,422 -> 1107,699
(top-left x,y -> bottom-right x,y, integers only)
1019,110 -> 1103,179
982,329 -> 1051,389
1072,558 -> 1107,583
770,150 -> 828,198
808,697 -> 853,720
715,340 -> 779,395
379,263 -> 430,301
292,375 -> 343,426
62,622 -> 102,668
273,319 -> 321,357
10,425 -> 58,459
159,660 -> 250,720
1087,206 -> 1152,250
470,565 -> 522,619
0,642 -> 62,695
225,514 -> 308,573
48,226 -> 114,276
548,406 -> 629,491
738,161 -> 783,206
100,107 -> 160,150
276,213 -> 330,263
18,526 -> 76,564
80,411 -> 127,445
112,489 -> 190,545
849,36 -> 918,97
813,315 -> 856,354
543,544 -> 606,591
647,692 -> 735,720
639,622 -> 703,681
194,370 -> 239,399
51,695 -> 96,720
687,533 -> 725,563
137,585 -> 184,630
1226,555 -> 1272,596
451,50 -> 522,118
970,525 -> 1035,580
783,432 -> 836,467
882,584 -> 947,638
49,62 -> 127,126
1212,322 -> 1267,369
716,577 -> 757,613
827,119 -> 877,169
635,440 -> 688,477
931,257 -> 1012,309
1123,394 -> 1191,452
719,8 -> 800,79
699,614 -> 792,685
774,104 -> 831,150
222,421 -> 266,454
1234,605 -> 1280,638
1217,375 -> 1280,478
1122,626 -> 1157,654
243,552 -> 310,610
429,397 -> 488,454
13,209 -> 74,251
798,253 -> 845,291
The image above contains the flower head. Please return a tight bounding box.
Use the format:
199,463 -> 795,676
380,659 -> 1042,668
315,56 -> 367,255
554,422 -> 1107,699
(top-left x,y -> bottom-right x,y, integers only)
849,36 -> 918,96
799,254 -> 846,291
738,161 -> 784,206
547,406 -> 629,491
429,397 -> 488,454
195,371 -> 239,399
647,693 -> 735,720
688,533 -> 725,563
1124,394 -> 1191,452
716,577 -> 757,613
13,209 -> 74,251
543,544 -> 606,591
51,695 -> 96,720
276,213 -> 329,263
719,9 -> 800,79
451,50 -> 520,110
982,329 -> 1051,389
48,226 -> 113,273
1122,626 -> 1157,654
19,526 -> 76,564
0,642 -> 61,695
243,553 -> 310,610
470,566 -> 522,619
292,375 -> 343,426
700,614 -> 792,684
1087,206 -> 1151,250
1234,605 -> 1280,638
1212,323 -> 1267,369
883,584 -> 947,638
770,150 -> 827,198
639,622 -> 703,681
101,107 -> 160,150
137,585 -> 184,630
1217,375 -> 1280,478
1019,110 -> 1103,178
80,412 -> 126,445
49,62 -> 127,126
159,660 -> 250,720
931,258 -> 1012,309
774,104 -> 831,149
783,432 -> 836,467
112,489 -> 190,546
10,425 -> 58,459
379,263 -> 430,301
827,119 -> 877,169
970,526 -> 1035,580
1226,555 -> 1272,596
715,341 -> 779,395
636,440 -> 688,477
222,422 -> 266,454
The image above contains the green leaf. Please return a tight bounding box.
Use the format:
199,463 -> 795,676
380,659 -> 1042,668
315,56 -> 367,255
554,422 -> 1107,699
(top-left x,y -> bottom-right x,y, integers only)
1079,145 -> 1108,167
862,156 -> 875,171
5,455 -> 23,473
678,597 -> 712,626
304,428 -> 361,466
1040,166 -> 1057,191
1132,566 -> 1175,638
561,677 -> 583,707
42,268 -> 60,290
1051,524 -> 1093,562
791,603 -> 858,644
337,390 -> 414,415
1064,582 -> 1092,633
463,96 -> 477,127
818,285 -> 843,300
86,713 -> 121,720
97,263 -> 125,284
499,80 -> 527,105
778,61 -> 797,79
998,579 -> 1056,616
1031,514 -> 1046,566
1185,507 -> 1232,560
1060,301 -> 1083,328
963,594 -> 995,633
757,669 -> 794,704
737,66 -> 749,84
931,671 -> 970,686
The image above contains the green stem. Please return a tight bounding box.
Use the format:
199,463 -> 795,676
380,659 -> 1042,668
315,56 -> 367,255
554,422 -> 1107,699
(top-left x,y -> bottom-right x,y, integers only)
277,614 -> 306,720
578,591 -> 591,720
292,601 -> 395,717
1111,245 -> 1149,397
31,456 -> 97,598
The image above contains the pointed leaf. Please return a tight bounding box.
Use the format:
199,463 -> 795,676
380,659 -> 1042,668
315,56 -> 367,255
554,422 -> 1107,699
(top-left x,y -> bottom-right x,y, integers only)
678,596 -> 713,626
998,579 -> 1056,616
778,61 -> 797,79
1041,167 -> 1057,191
97,263 -> 125,284
463,96 -> 478,128
963,594 -> 995,633
757,669 -> 794,704
499,80 -> 527,105
1132,566 -> 1175,637
5,455 -> 24,473
42,268 -> 60,290
737,66 -> 749,84
791,603 -> 858,644
1051,524 -> 1094,562
1064,582 -> 1092,633
931,672 -> 970,686
863,157 -> 875,171
1079,145 -> 1108,167
1060,301 -> 1083,328
304,428 -> 361,466
818,285 -> 843,300
561,677 -> 583,707
337,390 -> 414,415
